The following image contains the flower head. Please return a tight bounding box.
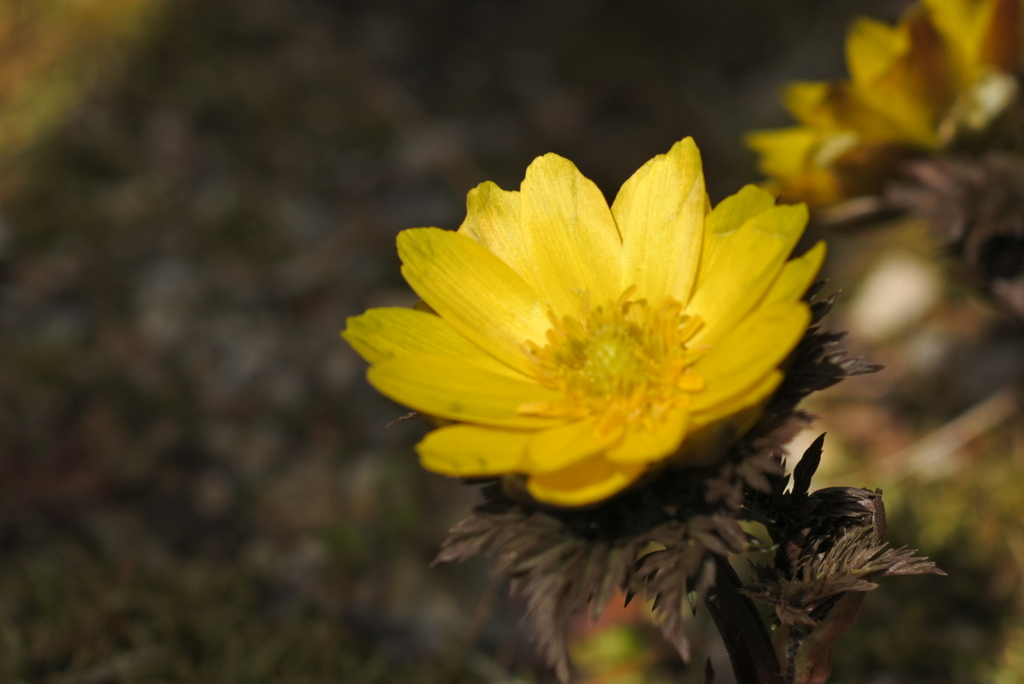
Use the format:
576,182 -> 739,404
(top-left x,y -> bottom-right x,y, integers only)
344,138 -> 824,506
747,0 -> 1023,206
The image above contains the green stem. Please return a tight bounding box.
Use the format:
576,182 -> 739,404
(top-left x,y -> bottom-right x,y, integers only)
703,559 -> 784,684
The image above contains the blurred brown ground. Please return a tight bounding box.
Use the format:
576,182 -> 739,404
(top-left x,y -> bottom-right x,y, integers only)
5,0 -> 1023,682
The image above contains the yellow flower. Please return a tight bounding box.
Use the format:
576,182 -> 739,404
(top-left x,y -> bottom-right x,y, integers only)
747,0 -> 1022,206
343,139 -> 824,507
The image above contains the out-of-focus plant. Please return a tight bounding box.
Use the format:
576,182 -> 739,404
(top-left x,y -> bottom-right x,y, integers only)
0,0 -> 162,190
747,0 -> 1022,209
745,1 -> 1024,681
747,0 -> 1024,318
344,138 -> 940,683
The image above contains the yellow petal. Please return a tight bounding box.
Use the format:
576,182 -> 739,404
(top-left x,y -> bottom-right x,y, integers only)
746,127 -> 849,206
417,423 -> 532,476
925,0 -> 976,79
343,307 -> 525,378
689,302 -> 810,415
604,402 -> 690,465
926,0 -> 1014,86
690,371 -> 782,433
612,138 -> 706,304
700,184 -> 776,236
789,81 -> 901,140
761,241 -> 827,307
784,82 -> 840,128
747,126 -> 816,178
847,17 -> 908,88
367,354 -> 564,429
525,420 -> 622,474
526,454 -> 645,507
519,153 -> 622,316
398,227 -> 550,375
688,193 -> 808,347
846,12 -> 944,147
457,181 -> 542,290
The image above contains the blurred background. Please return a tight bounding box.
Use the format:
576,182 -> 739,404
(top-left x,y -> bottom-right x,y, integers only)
3,0 -> 1023,682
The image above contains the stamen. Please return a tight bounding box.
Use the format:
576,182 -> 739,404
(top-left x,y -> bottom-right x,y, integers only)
519,289 -> 706,433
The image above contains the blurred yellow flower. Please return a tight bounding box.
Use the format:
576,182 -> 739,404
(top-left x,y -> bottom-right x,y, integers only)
747,0 -> 1022,206
344,139 -> 824,506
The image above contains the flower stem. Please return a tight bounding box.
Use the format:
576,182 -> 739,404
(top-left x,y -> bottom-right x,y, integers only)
703,559 -> 784,684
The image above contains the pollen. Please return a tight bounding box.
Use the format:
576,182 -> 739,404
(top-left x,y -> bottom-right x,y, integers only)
520,288 -> 705,433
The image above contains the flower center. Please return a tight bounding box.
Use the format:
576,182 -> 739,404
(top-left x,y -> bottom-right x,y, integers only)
519,288 -> 705,433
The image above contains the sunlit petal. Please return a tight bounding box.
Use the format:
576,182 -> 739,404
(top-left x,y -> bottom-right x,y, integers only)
604,403 -> 690,465
398,227 -> 550,375
368,354 -> 563,429
519,153 -> 623,316
526,455 -> 646,507
344,307 -> 526,378
689,371 -> 782,433
525,420 -> 623,474
417,424 -> 532,476
688,198 -> 808,347
613,137 -> 706,304
458,181 -> 543,291
690,302 -> 810,414
761,241 -> 827,308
